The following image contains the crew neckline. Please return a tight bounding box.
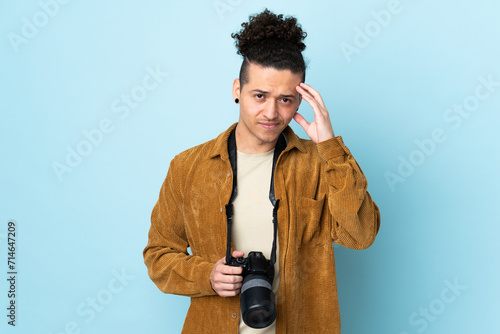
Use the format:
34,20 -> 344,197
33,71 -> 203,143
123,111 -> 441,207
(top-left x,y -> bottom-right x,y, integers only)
236,148 -> 275,160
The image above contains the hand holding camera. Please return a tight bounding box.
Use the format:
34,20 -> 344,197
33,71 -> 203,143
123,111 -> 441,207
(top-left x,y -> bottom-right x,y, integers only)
210,250 -> 244,297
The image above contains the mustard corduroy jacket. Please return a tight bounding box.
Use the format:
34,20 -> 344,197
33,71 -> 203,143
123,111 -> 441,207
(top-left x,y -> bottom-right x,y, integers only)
143,123 -> 380,333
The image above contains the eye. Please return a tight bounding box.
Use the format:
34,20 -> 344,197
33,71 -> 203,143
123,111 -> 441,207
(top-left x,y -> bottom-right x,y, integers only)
282,98 -> 290,103
255,94 -> 264,99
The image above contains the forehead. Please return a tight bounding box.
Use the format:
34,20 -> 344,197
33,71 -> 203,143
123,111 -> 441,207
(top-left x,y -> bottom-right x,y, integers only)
245,63 -> 302,92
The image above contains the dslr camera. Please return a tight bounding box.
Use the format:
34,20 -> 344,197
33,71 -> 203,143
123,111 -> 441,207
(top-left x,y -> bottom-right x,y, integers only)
228,251 -> 276,328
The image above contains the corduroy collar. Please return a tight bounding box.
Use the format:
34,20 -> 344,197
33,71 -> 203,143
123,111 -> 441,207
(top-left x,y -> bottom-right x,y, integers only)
209,122 -> 307,160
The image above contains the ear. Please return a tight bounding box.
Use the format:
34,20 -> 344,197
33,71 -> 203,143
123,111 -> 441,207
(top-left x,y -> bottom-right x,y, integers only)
297,93 -> 302,110
232,78 -> 240,101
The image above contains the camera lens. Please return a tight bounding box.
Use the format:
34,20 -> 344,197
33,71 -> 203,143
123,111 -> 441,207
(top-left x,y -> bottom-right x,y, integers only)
240,276 -> 276,328
248,308 -> 272,327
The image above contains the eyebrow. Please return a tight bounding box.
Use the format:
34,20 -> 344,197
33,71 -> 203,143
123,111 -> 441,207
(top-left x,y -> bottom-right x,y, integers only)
250,89 -> 297,99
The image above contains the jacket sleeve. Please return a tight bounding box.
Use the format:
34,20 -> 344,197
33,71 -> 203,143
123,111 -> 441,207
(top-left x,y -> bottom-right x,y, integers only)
316,136 -> 381,249
143,158 -> 217,297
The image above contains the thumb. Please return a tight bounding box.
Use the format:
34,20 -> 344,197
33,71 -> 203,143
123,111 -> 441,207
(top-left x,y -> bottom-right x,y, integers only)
232,250 -> 245,258
293,112 -> 309,130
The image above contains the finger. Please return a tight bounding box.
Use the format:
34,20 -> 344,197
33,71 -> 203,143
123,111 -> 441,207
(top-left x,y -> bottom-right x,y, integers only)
221,250 -> 245,265
216,281 -> 243,291
212,274 -> 243,295
296,84 -> 315,101
296,86 -> 323,113
299,83 -> 325,106
215,267 -> 244,282
217,288 -> 241,297
212,264 -> 242,286
296,91 -> 329,123
212,274 -> 242,288
219,264 -> 243,275
215,259 -> 243,275
217,256 -> 227,266
293,112 -> 310,130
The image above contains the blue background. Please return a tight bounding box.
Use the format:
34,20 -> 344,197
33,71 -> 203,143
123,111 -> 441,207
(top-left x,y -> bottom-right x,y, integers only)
1,0 -> 499,333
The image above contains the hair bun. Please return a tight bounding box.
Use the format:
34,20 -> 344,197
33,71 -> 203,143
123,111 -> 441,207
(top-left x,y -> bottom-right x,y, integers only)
232,8 -> 307,56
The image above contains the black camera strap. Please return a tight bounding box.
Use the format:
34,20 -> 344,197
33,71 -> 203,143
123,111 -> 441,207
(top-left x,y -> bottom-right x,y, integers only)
225,129 -> 287,265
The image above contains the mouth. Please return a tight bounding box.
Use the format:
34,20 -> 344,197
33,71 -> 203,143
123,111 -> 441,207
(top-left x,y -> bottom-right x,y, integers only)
258,122 -> 280,130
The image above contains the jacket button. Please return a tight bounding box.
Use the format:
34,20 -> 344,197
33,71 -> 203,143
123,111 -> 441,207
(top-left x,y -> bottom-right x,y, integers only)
220,207 -> 223,212
232,313 -> 237,318
227,172 -> 231,177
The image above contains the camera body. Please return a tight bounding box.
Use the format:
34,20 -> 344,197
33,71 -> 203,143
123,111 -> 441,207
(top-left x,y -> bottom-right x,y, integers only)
228,251 -> 275,281
228,251 -> 276,328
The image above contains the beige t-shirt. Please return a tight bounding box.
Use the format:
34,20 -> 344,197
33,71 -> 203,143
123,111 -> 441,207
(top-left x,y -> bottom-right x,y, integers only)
232,149 -> 279,334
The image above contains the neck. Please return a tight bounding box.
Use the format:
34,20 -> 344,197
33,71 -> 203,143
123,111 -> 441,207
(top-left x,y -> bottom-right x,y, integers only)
235,124 -> 277,154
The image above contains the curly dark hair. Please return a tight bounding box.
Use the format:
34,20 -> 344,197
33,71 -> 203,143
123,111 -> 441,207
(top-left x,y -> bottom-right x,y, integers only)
231,8 -> 307,88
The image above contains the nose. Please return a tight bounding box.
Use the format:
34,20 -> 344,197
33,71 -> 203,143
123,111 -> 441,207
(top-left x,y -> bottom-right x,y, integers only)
262,100 -> 279,120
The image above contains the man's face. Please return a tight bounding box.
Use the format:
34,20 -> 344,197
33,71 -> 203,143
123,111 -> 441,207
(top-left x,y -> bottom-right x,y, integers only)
233,62 -> 302,153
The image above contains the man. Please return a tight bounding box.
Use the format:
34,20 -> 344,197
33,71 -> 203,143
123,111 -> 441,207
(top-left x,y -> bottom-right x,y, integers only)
144,8 -> 380,333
